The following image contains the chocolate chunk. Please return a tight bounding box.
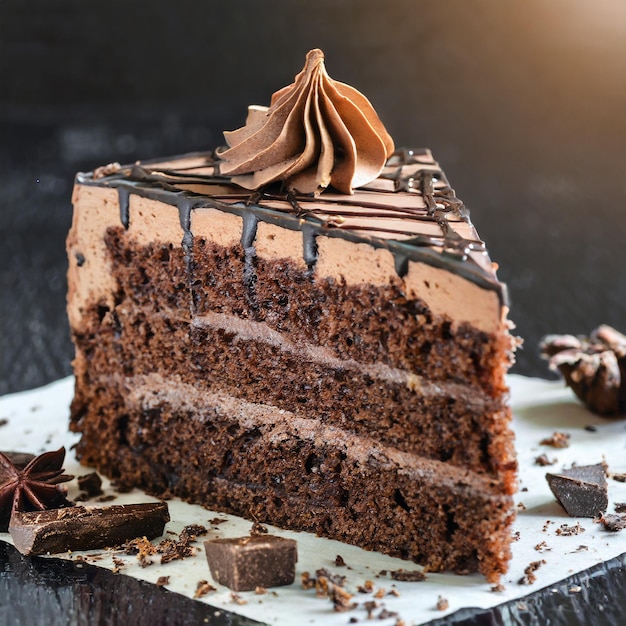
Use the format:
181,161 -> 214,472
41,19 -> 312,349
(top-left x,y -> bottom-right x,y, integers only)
77,472 -> 104,498
9,502 -> 169,556
204,535 -> 297,591
546,464 -> 608,517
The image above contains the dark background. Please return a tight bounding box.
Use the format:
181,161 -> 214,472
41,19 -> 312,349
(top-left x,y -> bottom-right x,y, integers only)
2,0 -> 626,394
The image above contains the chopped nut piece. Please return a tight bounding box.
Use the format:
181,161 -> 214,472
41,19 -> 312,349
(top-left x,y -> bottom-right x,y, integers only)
194,580 -> 216,598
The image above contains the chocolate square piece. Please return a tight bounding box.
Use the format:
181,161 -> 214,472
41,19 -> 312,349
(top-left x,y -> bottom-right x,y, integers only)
546,463 -> 608,517
204,535 -> 297,591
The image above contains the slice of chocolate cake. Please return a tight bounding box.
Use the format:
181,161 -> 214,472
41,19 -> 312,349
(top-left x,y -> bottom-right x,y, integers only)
66,50 -> 517,582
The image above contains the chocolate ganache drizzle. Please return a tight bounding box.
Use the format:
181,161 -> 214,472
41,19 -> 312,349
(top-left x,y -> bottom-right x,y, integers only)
76,147 -> 507,305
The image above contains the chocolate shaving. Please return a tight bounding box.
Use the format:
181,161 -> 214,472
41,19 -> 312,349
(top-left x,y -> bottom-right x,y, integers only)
77,472 -> 104,499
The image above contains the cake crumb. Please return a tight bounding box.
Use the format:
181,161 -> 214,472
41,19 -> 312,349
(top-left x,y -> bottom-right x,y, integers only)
556,522 -> 585,536
250,520 -> 268,535
254,586 -> 267,595
316,568 -> 347,587
540,432 -> 570,448
301,572 -> 316,590
334,554 -> 347,567
194,580 -> 216,598
518,560 -> 546,585
534,454 -> 557,466
357,580 -> 374,594
534,541 -> 551,553
111,556 -> 125,573
230,592 -> 247,605
615,502 -> 626,513
490,583 -> 506,592
571,545 -> 589,553
435,595 -> 450,611
390,569 -> 427,582
612,473 -> 626,483
155,576 -> 170,588
0,418 -> 8,427
363,600 -> 379,619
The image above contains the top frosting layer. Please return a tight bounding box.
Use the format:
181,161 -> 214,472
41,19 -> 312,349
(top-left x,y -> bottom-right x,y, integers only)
218,49 -> 395,195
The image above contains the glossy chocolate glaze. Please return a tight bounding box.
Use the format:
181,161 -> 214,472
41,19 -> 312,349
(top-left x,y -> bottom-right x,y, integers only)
76,149 -> 508,307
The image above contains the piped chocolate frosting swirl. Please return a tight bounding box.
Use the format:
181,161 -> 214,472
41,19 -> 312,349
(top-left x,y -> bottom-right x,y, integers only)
218,49 -> 395,194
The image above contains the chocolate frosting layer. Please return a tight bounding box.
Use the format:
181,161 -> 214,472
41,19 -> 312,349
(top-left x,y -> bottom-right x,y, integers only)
218,49 -> 395,194
75,148 -> 508,306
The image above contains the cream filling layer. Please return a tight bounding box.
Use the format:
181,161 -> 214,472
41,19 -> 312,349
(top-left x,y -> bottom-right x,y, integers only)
126,372 -> 504,495
190,310 -> 489,402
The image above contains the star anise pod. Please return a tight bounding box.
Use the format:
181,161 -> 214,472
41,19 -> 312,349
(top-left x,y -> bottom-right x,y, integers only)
0,447 -> 75,531
540,325 -> 626,416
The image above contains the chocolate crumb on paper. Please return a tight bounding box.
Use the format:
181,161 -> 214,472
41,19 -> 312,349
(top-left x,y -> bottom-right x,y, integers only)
518,560 -> 546,585
534,454 -> 557,466
556,522 -> 586,536
194,580 -> 216,598
540,432 -> 571,448
436,595 -> 450,611
156,576 -> 170,588
599,514 -> 626,532
390,569 -> 427,582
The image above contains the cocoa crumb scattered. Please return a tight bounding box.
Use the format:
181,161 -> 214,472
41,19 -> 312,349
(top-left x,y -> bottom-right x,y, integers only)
230,592 -> 247,605
540,432 -> 571,448
612,473 -> 626,483
534,454 -> 557,466
316,568 -> 347,587
599,514 -> 626,532
615,502 -> 626,513
123,537 -> 157,567
377,608 -> 398,619
513,530 -> 521,541
387,587 -> 400,597
208,517 -> 228,525
556,522 -> 585,536
363,600 -> 379,619
0,418 -> 8,427
254,586 -> 267,595
374,587 -> 386,599
518,560 -> 546,585
301,571 -> 316,590
334,554 -> 347,567
436,595 -> 450,611
156,576 -> 169,587
584,425 -> 598,432
332,584 -> 357,612
111,556 -> 125,572
250,520 -> 268,535
490,583 -> 506,592
534,541 -> 551,552
357,580 -> 374,593
194,580 -> 216,598
159,524 -> 208,564
390,569 -> 427,582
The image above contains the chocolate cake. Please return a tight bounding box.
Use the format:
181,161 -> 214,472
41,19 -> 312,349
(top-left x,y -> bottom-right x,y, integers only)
66,50 -> 517,581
